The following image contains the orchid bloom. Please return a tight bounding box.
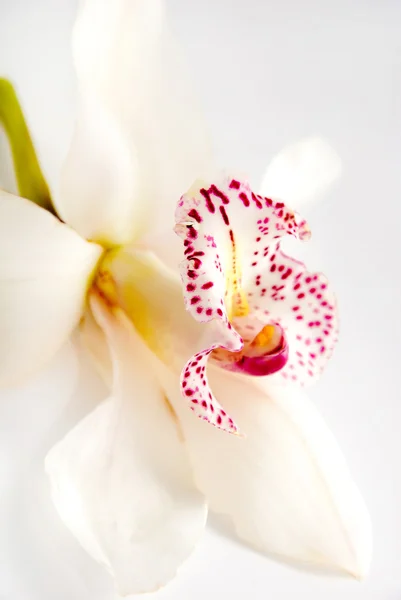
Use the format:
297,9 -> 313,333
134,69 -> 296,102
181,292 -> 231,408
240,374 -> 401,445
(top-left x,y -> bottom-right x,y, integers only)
0,0 -> 371,596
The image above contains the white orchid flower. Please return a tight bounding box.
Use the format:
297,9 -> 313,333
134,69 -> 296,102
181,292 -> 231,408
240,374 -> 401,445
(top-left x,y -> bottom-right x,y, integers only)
0,0 -> 371,596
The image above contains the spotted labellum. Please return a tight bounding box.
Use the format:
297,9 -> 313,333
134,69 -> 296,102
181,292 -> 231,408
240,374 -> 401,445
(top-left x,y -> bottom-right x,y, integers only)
175,176 -> 338,433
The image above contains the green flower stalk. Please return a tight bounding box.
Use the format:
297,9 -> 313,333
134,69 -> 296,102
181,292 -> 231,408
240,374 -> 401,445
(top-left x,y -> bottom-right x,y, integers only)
0,78 -> 54,213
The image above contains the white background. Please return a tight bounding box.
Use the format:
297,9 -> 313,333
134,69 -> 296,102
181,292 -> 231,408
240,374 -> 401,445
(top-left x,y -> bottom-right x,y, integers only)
0,0 -> 401,598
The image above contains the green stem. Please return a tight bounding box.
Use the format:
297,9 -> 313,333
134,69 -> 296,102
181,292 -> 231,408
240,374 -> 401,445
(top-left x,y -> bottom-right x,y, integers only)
0,78 -> 55,213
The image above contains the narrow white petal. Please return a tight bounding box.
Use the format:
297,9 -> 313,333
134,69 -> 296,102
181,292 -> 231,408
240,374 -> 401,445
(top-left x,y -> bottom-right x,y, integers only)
46,297 -> 207,595
57,93 -> 138,246
57,0 -> 212,245
166,367 -> 371,578
260,137 -> 342,209
0,191 -> 101,387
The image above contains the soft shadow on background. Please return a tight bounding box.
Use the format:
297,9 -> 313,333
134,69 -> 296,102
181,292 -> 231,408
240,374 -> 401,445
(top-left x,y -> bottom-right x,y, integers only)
0,0 -> 400,599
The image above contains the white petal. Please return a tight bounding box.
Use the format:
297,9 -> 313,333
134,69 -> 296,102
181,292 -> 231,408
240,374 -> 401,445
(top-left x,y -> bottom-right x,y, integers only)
166,367 -> 371,579
260,137 -> 342,210
0,191 -> 102,387
58,0 -> 212,245
46,296 -> 207,595
0,337 -> 114,600
57,93 -> 138,246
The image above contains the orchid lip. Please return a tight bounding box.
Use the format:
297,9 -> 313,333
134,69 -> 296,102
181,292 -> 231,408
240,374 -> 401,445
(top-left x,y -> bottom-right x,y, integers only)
175,175 -> 338,432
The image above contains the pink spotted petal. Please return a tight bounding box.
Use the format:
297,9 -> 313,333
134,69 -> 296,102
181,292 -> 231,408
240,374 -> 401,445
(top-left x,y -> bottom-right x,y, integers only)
175,177 -> 310,312
175,175 -> 337,427
246,248 -> 338,385
176,225 -> 228,325
181,345 -> 240,435
174,176 -> 309,342
179,313 -> 243,433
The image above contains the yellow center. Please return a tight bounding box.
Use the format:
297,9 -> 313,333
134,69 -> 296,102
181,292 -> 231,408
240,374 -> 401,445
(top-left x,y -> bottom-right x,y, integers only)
91,249 -> 198,368
225,231 -> 250,319
247,324 -> 282,357
251,324 -> 276,348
